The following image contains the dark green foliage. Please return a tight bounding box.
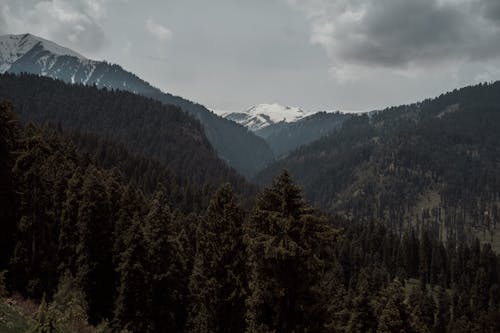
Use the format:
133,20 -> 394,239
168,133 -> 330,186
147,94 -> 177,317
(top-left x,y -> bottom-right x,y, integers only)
187,185 -> 246,333
7,50 -> 274,176
255,82 -> 500,244
244,171 -> 337,333
29,297 -> 56,333
143,190 -> 188,332
0,98 -> 499,332
114,214 -> 150,333
49,272 -> 89,332
76,166 -> 115,323
0,101 -> 18,273
0,73 -> 255,200
373,279 -> 418,333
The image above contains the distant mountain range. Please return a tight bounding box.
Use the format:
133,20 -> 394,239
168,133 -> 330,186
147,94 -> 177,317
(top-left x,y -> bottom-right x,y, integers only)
0,33 -> 361,166
0,33 -> 274,177
255,111 -> 351,156
220,104 -> 353,156
222,103 -> 307,131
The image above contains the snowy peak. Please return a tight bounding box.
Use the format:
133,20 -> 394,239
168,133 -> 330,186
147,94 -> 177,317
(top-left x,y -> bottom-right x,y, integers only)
0,33 -> 85,73
246,103 -> 306,123
224,103 -> 307,131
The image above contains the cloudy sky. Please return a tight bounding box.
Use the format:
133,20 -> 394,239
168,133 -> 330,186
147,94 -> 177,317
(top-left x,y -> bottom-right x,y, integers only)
2,0 -> 500,112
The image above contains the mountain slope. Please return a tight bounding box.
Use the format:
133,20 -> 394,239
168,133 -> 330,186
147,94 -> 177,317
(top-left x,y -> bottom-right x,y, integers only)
0,33 -> 274,177
0,73 -> 253,198
255,111 -> 351,156
223,103 -> 351,156
255,82 -> 500,244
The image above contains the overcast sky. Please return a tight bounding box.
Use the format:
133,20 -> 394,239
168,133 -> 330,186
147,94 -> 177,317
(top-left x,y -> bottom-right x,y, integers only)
2,0 -> 500,112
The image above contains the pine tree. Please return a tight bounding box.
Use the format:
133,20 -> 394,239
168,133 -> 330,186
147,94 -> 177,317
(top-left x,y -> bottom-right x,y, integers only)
433,286 -> 451,333
375,279 -> 419,333
244,171 -> 336,333
187,184 -> 246,333
346,268 -> 378,333
10,129 -> 55,296
0,101 -> 18,271
29,296 -> 56,333
114,213 -> 151,333
57,169 -> 84,275
49,272 -> 89,332
143,190 -> 187,332
76,166 -> 114,323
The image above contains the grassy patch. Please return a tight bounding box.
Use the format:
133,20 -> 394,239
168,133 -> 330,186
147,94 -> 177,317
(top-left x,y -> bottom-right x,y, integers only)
0,298 -> 32,333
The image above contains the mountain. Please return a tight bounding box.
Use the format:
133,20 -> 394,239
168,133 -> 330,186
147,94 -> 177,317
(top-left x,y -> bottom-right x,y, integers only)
255,82 -> 500,246
0,33 -> 274,177
223,103 -> 352,156
223,103 -> 306,131
0,33 -> 85,73
0,73 -> 254,203
255,111 -> 351,156
2,99 -> 499,333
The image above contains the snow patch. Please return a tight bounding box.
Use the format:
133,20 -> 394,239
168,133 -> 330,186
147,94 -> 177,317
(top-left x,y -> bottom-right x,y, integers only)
246,103 -> 306,123
223,103 -> 307,131
0,33 -> 86,73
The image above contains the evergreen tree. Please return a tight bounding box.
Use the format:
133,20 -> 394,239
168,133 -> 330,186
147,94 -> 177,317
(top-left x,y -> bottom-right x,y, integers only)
143,190 -> 187,332
114,213 -> 151,333
345,270 -> 378,333
0,101 -> 18,271
76,166 -> 114,323
187,184 -> 246,333
29,296 -> 56,333
244,171 -> 336,333
57,169 -> 84,275
374,279 -> 418,333
49,272 -> 89,332
433,286 -> 451,333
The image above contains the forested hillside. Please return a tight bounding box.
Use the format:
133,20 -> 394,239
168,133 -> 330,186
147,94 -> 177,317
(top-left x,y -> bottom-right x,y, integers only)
2,34 -> 274,177
255,111 -> 350,156
1,101 -> 500,332
256,82 -> 500,246
0,73 -> 253,201
145,90 -> 275,176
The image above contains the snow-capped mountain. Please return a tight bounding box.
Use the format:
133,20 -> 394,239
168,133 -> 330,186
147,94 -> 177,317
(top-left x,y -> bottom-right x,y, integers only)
0,33 -> 157,92
0,33 -> 85,73
224,103 -> 307,131
0,33 -> 275,176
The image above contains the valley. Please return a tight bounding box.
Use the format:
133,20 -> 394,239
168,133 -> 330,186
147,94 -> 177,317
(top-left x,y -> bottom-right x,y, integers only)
0,30 -> 500,333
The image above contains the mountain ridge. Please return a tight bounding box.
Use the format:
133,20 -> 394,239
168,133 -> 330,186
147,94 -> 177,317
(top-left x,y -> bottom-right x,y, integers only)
0,33 -> 274,177
255,81 -> 500,246
223,103 -> 307,131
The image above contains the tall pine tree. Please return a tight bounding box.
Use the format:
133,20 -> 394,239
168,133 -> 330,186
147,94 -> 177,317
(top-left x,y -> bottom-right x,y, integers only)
187,184 -> 247,333
244,171 -> 336,333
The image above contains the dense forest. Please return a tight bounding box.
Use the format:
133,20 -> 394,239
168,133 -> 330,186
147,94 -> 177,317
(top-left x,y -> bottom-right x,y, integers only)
256,82 -> 500,249
0,73 -> 253,200
1,96 -> 500,332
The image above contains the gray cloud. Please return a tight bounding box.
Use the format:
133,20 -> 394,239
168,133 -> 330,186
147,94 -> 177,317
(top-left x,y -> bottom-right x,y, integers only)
0,0 -> 109,54
287,0 -> 500,72
2,0 -> 500,113
146,19 -> 173,42
482,0 -> 500,22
